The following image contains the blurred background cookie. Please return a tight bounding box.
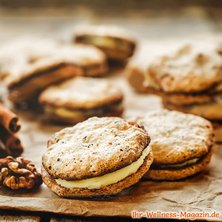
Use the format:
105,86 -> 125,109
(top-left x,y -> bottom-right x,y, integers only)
42,117 -> 153,197
147,45 -> 222,93
0,39 -> 108,107
74,25 -> 136,62
134,109 -> 214,180
140,44 -> 222,143
39,77 -> 124,124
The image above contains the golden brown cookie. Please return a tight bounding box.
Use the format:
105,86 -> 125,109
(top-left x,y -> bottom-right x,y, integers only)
134,110 -> 214,180
74,25 -> 136,61
39,77 -> 124,124
42,117 -> 153,197
42,151 -> 153,197
0,39 -> 108,104
147,45 -> 222,93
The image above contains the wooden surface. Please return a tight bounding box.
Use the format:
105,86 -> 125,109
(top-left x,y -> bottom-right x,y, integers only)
0,3 -> 222,222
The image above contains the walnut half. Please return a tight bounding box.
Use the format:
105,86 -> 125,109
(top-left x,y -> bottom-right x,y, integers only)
0,156 -> 42,190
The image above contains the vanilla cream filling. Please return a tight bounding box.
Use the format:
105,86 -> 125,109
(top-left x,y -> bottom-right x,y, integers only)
171,158 -> 199,168
46,103 -> 123,119
153,157 -> 200,170
152,150 -> 212,170
55,108 -> 84,118
49,107 -> 102,119
84,36 -> 129,50
55,145 -> 150,189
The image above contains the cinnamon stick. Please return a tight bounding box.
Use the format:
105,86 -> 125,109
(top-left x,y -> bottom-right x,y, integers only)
0,103 -> 21,133
0,126 -> 23,157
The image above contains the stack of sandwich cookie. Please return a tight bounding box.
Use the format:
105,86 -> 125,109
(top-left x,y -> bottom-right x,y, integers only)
74,25 -> 136,62
134,109 -> 214,181
141,45 -> 222,142
42,117 -> 153,197
39,77 -> 124,124
0,40 -> 108,105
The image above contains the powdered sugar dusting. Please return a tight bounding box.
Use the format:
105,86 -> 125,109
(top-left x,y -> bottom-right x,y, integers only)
0,39 -> 106,87
43,117 -> 149,180
40,77 -> 123,109
135,110 -> 214,164
148,44 -> 222,92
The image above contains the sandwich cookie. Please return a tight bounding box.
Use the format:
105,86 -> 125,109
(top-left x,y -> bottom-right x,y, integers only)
134,110 -> 214,180
146,45 -> 222,94
144,44 -> 222,142
39,77 -> 124,124
0,39 -> 108,104
74,25 -> 136,62
42,117 -> 153,197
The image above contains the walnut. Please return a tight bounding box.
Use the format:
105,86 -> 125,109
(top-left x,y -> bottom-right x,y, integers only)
0,156 -> 42,190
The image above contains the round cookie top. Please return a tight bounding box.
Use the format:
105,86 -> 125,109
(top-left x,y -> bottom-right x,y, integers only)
75,25 -> 136,43
0,39 -> 106,88
42,117 -> 150,180
135,110 -> 214,165
148,45 -> 222,93
39,77 -> 123,109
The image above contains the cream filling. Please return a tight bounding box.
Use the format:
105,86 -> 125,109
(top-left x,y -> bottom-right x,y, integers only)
171,158 -> 199,168
55,145 -> 150,189
46,103 -> 123,119
49,107 -> 101,118
153,157 -> 199,170
84,36 -> 129,50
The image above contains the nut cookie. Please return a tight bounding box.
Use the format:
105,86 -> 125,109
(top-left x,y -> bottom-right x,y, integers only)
42,151 -> 153,197
147,45 -> 222,93
134,109 -> 214,180
42,117 -> 153,197
39,77 -> 124,124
